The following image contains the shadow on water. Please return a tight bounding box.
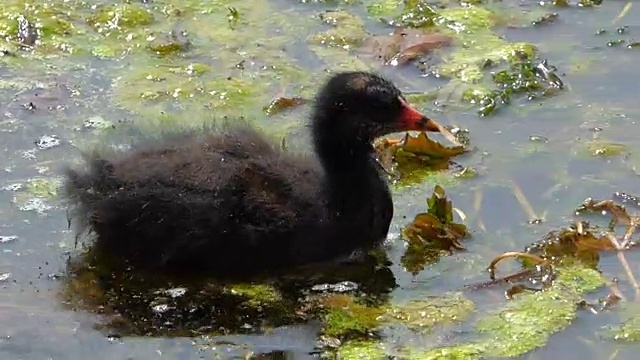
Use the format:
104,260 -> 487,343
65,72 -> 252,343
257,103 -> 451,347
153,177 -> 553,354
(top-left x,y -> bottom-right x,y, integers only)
2,0 -> 640,358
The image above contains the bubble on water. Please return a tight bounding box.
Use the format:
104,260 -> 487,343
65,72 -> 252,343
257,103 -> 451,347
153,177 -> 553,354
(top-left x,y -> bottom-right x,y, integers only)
35,135 -> 61,150
21,149 -> 37,160
151,303 -> 172,314
35,166 -> 49,174
15,197 -> 53,214
311,280 -> 359,293
2,183 -> 23,191
164,287 -> 187,298
0,236 -> 17,243
83,116 -> 113,129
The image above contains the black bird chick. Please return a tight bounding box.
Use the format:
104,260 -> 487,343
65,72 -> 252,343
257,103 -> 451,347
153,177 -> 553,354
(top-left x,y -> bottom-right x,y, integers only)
64,71 -> 447,277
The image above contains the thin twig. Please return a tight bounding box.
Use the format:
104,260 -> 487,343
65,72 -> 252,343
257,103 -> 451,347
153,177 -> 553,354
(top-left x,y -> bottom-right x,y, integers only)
487,251 -> 547,280
612,2 -> 632,25
473,187 -> 486,232
509,180 -> 539,222
608,231 -> 640,300
616,250 -> 640,301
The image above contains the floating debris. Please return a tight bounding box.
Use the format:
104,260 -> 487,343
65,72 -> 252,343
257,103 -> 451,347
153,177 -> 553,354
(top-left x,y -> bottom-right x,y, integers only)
531,13 -> 559,27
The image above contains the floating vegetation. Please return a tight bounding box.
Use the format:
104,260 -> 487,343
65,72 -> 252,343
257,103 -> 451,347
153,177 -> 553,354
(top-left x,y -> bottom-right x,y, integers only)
602,304 -> 640,342
385,292 -> 475,333
463,59 -> 564,116
6,177 -> 62,215
310,10 -> 366,49
86,4 -> 154,32
319,294 -> 386,339
147,30 -> 191,57
584,140 -> 628,157
330,187 -> 631,358
401,185 -> 471,274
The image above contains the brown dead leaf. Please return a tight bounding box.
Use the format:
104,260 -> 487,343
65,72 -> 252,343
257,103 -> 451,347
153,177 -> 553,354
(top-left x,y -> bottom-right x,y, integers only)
360,27 -> 452,66
399,132 -> 467,159
373,132 -> 467,184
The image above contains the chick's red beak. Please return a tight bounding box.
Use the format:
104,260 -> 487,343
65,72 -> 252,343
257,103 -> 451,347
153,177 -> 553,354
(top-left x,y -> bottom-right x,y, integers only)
397,97 -> 442,132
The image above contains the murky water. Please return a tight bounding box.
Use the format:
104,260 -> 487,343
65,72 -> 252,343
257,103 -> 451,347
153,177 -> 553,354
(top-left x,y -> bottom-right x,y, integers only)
1,0 -> 640,359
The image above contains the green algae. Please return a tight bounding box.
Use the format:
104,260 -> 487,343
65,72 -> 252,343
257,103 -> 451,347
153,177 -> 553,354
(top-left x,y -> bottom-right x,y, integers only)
381,1 -> 564,116
336,340 -> 387,359
582,140 -> 629,157
105,0 -> 314,128
395,167 -> 474,190
327,292 -> 478,359
475,262 -> 605,357
435,7 -> 536,83
310,10 -> 367,49
321,294 -> 386,339
397,0 -> 439,28
86,4 -> 154,32
308,9 -> 370,71
602,303 -> 640,342
227,283 -> 283,307
147,32 -> 191,57
332,261 -> 605,359
26,177 -> 61,198
386,292 -> 475,333
112,64 -> 292,130
8,177 -> 62,215
0,1 -> 83,56
366,0 -> 402,16
324,292 -> 477,357
415,343 -> 485,360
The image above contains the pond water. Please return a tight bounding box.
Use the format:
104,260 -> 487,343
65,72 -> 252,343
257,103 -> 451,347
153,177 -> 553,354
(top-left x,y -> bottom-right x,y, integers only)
1,0 -> 640,359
